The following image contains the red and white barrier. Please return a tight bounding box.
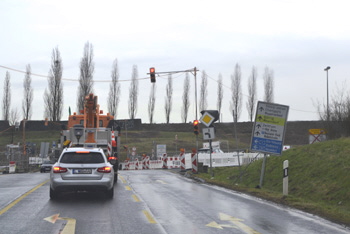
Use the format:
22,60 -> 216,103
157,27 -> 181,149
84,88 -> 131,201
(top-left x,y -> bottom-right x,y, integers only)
180,152 -> 186,171
167,157 -> 180,168
191,152 -> 197,173
135,159 -> 139,170
162,154 -> 168,169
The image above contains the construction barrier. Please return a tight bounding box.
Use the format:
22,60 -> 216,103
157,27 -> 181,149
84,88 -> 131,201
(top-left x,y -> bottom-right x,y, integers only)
167,157 -> 180,168
135,159 -> 139,170
162,154 -> 168,169
120,153 -> 264,170
191,151 -> 197,173
180,152 -> 185,171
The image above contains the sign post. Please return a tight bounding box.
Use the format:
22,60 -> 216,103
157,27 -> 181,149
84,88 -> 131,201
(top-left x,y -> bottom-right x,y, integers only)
200,110 -> 219,177
251,101 -> 289,188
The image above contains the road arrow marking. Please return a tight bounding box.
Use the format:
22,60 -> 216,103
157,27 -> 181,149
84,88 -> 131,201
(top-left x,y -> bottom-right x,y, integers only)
156,180 -> 167,184
206,221 -> 238,229
219,213 -> 261,234
43,213 -> 60,223
44,213 -> 76,234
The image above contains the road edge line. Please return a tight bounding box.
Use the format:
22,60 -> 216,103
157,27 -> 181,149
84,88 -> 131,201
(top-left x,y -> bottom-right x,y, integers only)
0,179 -> 49,215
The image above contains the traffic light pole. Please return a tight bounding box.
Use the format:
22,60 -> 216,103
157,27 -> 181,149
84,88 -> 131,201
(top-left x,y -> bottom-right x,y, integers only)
148,67 -> 200,169
194,67 -> 199,170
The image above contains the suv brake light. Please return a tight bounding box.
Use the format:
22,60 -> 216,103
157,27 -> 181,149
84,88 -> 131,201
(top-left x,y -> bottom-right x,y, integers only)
97,166 -> 112,173
53,166 -> 68,173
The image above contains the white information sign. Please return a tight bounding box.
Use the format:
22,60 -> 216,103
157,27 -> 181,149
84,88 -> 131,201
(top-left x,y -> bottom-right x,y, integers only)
251,101 -> 289,155
157,144 -> 166,157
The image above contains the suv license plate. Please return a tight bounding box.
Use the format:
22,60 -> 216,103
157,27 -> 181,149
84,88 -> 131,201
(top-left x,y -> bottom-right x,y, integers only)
73,169 -> 92,174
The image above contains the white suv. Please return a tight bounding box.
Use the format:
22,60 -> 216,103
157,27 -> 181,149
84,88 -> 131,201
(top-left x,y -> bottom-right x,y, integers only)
50,147 -> 114,199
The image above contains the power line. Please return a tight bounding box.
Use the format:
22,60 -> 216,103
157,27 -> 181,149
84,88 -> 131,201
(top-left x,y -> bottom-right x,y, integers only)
0,64 -> 152,82
202,70 -> 319,115
1,64 -> 319,115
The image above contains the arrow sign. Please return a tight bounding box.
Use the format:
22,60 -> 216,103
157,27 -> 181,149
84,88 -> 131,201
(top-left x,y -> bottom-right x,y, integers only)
203,127 -> 215,140
250,101 -> 289,155
44,213 -> 76,234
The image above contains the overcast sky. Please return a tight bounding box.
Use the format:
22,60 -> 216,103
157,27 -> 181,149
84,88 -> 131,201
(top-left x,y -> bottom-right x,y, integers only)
1,0 -> 350,123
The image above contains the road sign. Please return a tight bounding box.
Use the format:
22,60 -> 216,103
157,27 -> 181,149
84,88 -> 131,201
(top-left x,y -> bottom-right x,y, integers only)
309,129 -> 327,144
200,112 -> 215,127
203,128 -> 215,140
250,101 -> 289,155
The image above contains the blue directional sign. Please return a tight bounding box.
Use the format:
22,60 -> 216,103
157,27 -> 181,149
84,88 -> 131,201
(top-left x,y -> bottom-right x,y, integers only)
250,101 -> 289,155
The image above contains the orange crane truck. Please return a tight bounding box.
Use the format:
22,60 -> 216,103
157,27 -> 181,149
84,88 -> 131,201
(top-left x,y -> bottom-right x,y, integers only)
60,93 -> 119,181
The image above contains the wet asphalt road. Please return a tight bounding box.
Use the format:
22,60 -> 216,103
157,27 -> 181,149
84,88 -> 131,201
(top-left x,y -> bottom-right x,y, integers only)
0,170 -> 349,234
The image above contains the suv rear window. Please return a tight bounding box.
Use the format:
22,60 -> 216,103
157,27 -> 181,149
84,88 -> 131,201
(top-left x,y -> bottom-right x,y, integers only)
60,152 -> 105,163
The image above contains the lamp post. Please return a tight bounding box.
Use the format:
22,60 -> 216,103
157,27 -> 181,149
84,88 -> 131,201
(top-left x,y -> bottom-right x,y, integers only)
324,66 -> 331,121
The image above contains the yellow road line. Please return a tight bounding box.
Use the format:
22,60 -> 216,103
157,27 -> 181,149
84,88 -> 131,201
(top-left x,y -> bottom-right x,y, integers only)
132,194 -> 140,202
120,175 -> 127,184
125,186 -> 132,191
142,210 -> 157,224
0,179 -> 49,215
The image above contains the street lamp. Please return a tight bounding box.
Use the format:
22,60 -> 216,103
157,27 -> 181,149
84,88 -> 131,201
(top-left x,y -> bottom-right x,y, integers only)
324,66 -> 331,121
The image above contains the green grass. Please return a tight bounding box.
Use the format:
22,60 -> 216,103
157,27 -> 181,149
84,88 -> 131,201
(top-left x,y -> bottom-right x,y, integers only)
193,138 -> 350,226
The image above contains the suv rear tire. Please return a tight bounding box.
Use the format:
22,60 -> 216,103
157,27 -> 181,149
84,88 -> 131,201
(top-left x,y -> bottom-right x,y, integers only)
106,187 -> 114,199
50,187 -> 59,200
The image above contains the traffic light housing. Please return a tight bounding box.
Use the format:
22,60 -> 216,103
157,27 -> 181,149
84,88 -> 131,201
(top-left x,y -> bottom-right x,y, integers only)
150,67 -> 156,83
193,120 -> 199,135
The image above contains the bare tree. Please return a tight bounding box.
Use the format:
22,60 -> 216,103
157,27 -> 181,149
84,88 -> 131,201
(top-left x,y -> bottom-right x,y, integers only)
315,82 -> 350,138
230,63 -> 242,122
107,58 -> 121,117
317,82 -> 350,121
2,71 -> 11,120
44,47 -> 64,121
217,73 -> 224,122
199,71 -> 208,112
22,64 -> 33,120
246,66 -> 257,121
128,65 -> 138,119
181,73 -> 191,123
148,83 -> 156,124
77,41 -> 94,111
9,108 -> 19,126
263,66 -> 274,103
164,74 -> 173,123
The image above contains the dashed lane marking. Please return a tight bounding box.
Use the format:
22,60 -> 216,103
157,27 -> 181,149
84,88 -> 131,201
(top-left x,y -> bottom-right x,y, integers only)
142,210 -> 157,224
120,175 -> 127,184
132,194 -> 140,202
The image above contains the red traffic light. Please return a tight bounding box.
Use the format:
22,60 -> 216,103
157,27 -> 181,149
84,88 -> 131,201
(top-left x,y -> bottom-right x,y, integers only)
193,120 -> 199,135
150,67 -> 156,83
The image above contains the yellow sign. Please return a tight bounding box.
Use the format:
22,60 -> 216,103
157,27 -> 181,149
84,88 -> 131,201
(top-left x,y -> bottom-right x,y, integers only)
309,129 -> 326,135
200,112 -> 215,127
